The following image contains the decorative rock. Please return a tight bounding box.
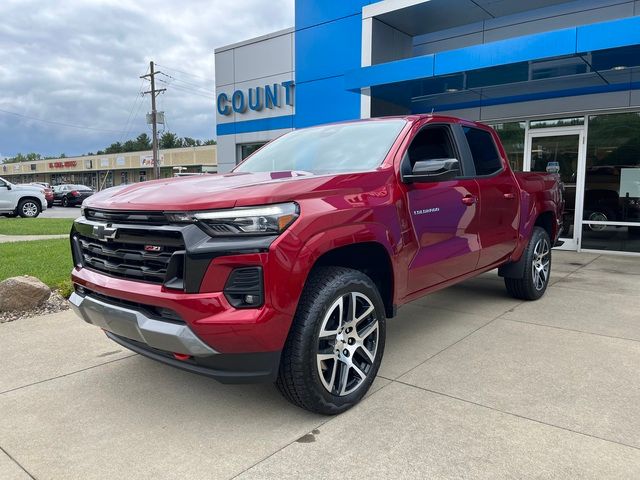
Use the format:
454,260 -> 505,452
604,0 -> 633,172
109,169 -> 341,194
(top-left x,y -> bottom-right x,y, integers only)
0,276 -> 51,312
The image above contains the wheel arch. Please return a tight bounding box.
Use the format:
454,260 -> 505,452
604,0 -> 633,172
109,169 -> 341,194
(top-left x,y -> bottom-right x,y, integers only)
312,242 -> 396,318
18,196 -> 43,211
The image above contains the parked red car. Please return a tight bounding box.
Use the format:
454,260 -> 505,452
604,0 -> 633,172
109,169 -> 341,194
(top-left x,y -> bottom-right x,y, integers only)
25,182 -> 54,208
69,115 -> 563,414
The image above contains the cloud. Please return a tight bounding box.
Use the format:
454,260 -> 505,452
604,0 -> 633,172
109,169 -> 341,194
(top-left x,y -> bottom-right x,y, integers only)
0,0 -> 294,157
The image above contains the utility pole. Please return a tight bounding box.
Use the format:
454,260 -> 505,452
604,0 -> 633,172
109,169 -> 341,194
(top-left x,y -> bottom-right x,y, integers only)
141,61 -> 166,180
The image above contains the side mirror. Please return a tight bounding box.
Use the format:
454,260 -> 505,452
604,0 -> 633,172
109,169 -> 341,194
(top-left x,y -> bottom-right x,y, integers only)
404,158 -> 461,183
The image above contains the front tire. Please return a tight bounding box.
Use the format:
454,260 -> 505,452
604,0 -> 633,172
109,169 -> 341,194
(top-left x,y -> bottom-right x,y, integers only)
276,266 -> 386,415
62,196 -> 69,207
17,199 -> 41,218
504,227 -> 551,300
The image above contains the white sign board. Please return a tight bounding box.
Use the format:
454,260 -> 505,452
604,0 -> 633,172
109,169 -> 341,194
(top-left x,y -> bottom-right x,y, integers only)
140,154 -> 164,167
116,156 -> 125,166
620,168 -> 640,198
100,158 -> 110,167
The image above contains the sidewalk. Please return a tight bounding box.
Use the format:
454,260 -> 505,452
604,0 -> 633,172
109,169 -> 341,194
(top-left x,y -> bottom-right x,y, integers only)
0,251 -> 639,479
0,234 -> 67,243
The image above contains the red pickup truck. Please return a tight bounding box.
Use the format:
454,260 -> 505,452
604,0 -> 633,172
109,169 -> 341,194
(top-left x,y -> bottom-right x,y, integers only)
69,115 -> 563,414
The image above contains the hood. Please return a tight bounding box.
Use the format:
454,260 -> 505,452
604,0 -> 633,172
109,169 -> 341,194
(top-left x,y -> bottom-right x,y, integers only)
15,184 -> 44,193
84,170 -> 379,212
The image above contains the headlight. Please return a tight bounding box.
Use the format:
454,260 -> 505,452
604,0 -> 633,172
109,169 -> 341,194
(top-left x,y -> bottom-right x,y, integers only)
167,202 -> 299,236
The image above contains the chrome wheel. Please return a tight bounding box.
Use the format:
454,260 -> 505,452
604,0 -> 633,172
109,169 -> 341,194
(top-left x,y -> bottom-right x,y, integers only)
316,291 -> 379,396
532,238 -> 550,291
22,202 -> 38,217
587,212 -> 608,232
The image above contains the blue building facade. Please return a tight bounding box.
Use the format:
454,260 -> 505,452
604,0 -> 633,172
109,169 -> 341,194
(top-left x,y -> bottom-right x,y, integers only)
215,0 -> 640,254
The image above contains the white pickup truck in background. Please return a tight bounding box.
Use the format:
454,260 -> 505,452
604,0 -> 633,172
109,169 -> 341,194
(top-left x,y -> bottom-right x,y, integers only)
0,176 -> 48,218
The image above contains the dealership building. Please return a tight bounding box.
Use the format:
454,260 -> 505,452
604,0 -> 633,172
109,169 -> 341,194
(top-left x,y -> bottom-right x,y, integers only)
215,0 -> 640,255
1,145 -> 217,189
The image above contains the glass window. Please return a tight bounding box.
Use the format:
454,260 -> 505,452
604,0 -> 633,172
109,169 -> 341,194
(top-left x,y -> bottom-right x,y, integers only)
234,120 -> 407,175
239,143 -> 267,163
463,127 -> 502,176
490,122 -> 525,171
583,113 -> 640,225
139,171 -> 147,182
530,117 -> 584,129
580,112 -> 640,253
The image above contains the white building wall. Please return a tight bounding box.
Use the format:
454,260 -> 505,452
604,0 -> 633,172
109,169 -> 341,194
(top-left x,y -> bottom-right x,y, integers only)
215,28 -> 295,173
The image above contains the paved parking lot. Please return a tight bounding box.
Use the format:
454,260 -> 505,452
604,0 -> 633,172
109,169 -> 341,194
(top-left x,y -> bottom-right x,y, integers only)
40,206 -> 81,219
1,251 -> 639,479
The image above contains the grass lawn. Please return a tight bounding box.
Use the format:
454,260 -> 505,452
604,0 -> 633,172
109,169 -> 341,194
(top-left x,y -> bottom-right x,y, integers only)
0,218 -> 75,236
0,239 -> 73,295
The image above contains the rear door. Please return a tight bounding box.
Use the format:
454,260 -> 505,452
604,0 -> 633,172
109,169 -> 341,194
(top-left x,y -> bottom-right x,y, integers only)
462,125 -> 520,268
403,123 -> 481,293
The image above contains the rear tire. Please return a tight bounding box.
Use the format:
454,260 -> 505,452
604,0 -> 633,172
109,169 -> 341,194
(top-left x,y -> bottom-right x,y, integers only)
62,196 -> 69,207
276,266 -> 386,415
505,227 -> 551,301
17,199 -> 41,218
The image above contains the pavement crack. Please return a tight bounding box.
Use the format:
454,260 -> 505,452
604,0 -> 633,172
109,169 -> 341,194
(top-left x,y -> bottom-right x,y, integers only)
228,381 -> 395,479
392,380 -> 640,453
503,317 -> 640,344
1,445 -> 37,479
0,354 -> 137,396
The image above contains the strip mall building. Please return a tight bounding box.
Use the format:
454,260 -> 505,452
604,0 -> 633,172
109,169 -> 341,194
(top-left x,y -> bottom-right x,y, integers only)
1,145 -> 217,190
215,0 -> 640,255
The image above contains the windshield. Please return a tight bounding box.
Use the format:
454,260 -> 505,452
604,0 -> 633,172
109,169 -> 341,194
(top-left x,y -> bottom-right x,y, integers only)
234,120 -> 406,175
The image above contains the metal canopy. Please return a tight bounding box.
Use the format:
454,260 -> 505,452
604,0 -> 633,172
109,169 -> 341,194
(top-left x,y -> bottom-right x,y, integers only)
374,0 -> 573,36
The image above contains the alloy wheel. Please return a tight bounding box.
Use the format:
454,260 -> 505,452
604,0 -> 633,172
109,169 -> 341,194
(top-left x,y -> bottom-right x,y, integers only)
587,212 -> 608,232
22,202 -> 38,217
316,291 -> 379,396
531,237 -> 550,291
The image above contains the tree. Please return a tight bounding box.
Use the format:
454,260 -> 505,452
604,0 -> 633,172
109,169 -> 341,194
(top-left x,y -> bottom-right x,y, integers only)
135,133 -> 152,150
104,142 -> 123,154
203,139 -> 216,145
182,137 -> 197,147
159,132 -> 181,149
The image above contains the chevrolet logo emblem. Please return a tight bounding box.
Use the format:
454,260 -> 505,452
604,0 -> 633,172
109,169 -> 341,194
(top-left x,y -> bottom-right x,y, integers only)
92,225 -> 118,242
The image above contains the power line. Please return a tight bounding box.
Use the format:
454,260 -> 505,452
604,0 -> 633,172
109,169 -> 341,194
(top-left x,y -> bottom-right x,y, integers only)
156,78 -> 215,99
118,67 -> 149,143
155,63 -> 213,83
0,108 -> 125,134
158,72 -> 214,93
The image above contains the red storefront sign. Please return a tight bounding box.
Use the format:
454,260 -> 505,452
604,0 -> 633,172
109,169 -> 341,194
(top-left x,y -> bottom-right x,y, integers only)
48,161 -> 78,169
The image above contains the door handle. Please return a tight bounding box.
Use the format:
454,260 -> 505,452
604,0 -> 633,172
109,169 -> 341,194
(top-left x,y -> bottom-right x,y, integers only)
503,193 -> 516,200
462,195 -> 477,206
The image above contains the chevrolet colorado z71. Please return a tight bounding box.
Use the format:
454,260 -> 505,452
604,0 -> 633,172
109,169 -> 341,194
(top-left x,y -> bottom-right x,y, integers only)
69,115 -> 563,414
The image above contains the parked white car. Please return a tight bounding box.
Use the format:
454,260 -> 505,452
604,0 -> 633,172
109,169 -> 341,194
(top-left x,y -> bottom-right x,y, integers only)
0,176 -> 48,218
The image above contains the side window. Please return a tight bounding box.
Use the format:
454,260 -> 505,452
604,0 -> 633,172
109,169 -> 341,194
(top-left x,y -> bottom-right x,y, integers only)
405,126 -> 460,176
463,127 -> 502,176
0,179 -> 6,187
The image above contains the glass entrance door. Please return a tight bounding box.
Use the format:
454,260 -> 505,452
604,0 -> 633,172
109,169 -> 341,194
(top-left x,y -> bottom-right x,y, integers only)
525,127 -> 586,250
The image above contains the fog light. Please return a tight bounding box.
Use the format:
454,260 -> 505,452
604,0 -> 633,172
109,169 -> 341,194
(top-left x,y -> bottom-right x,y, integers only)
244,294 -> 256,304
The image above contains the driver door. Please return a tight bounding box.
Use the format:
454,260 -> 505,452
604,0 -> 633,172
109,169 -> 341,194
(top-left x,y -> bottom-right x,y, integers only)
403,124 -> 481,294
0,179 -> 15,210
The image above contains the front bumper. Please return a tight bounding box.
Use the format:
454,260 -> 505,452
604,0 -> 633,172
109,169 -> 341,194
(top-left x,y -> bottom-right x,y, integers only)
69,292 -> 217,356
69,290 -> 281,383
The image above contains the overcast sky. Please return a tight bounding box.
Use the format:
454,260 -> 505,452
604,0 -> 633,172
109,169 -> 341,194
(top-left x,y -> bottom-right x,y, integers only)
0,0 -> 294,159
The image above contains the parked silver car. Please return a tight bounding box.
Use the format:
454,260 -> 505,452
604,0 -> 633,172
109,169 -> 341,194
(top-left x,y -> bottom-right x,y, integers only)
0,176 -> 48,218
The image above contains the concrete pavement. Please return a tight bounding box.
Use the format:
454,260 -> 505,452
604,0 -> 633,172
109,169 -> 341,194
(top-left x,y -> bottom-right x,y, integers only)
40,207 -> 81,219
0,251 -> 639,479
0,234 -> 67,243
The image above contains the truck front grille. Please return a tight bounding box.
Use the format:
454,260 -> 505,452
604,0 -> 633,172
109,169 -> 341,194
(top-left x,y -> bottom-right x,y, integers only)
76,231 -> 185,285
84,209 -> 168,225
